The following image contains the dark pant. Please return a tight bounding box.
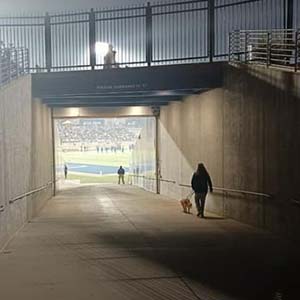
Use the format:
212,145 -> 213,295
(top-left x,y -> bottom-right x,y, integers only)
118,174 -> 125,184
195,192 -> 207,217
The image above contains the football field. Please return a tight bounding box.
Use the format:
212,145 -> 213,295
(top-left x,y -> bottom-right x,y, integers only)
63,151 -> 130,167
62,151 -> 130,184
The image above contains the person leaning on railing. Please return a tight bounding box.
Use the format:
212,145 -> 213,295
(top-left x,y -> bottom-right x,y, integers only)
103,44 -> 119,69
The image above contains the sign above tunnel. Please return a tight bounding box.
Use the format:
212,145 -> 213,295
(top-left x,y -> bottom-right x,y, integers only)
32,63 -> 224,107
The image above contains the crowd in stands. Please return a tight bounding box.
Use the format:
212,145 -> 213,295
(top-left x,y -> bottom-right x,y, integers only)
57,119 -> 142,152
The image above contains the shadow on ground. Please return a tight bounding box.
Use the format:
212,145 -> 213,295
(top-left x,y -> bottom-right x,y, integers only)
79,216 -> 300,300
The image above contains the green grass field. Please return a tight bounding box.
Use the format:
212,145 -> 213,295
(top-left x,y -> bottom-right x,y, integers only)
62,150 -> 131,184
68,173 -> 129,184
63,151 -> 130,167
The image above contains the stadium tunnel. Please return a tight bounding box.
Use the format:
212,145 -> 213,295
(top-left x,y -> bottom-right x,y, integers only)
1,61 -> 300,300
1,60 -> 299,239
1,59 -> 300,236
1,1 -> 300,298
33,62 -> 224,193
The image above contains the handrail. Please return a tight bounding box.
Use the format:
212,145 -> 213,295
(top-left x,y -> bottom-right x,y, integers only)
9,181 -> 53,204
159,178 -> 176,184
129,174 -> 176,184
179,183 -> 272,198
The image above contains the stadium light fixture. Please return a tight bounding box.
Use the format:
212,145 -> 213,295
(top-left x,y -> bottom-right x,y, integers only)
95,42 -> 109,56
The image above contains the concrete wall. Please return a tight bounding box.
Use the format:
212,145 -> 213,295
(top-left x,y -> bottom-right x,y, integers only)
0,76 -> 53,249
131,117 -> 157,193
158,65 -> 300,239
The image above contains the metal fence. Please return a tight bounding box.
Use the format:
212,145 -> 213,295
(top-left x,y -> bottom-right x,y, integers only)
229,29 -> 300,71
0,44 -> 29,87
214,0 -> 288,59
294,0 -> 300,29
0,0 -> 297,72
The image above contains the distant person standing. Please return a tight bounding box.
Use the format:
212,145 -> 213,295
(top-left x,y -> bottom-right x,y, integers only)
191,163 -> 213,218
64,164 -> 68,179
117,166 -> 125,184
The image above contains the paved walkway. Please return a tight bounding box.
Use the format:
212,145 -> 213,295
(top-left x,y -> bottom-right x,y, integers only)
0,184 -> 298,300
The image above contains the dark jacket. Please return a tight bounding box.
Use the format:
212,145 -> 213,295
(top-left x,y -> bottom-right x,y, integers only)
191,172 -> 213,193
118,168 -> 125,175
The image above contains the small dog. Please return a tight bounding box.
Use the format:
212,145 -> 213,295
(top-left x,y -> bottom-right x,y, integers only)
180,198 -> 192,214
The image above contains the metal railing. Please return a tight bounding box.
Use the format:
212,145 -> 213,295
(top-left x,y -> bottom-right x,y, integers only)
179,183 -> 272,198
0,181 -> 53,214
0,0 -> 296,72
129,174 -> 176,184
129,174 -> 272,198
0,44 -> 29,87
229,29 -> 300,72
8,181 -> 53,205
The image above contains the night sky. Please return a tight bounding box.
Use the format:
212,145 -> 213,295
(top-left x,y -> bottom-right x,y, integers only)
0,0 -> 175,14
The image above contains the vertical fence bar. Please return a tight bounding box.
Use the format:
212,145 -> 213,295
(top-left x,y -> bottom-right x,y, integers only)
245,32 -> 249,63
286,0 -> 294,29
15,48 -> 19,76
267,31 -> 271,67
45,13 -> 52,72
208,0 -> 215,62
146,2 -> 153,67
295,29 -> 299,72
26,48 -> 30,73
8,50 -> 11,80
89,8 -> 96,70
229,32 -> 232,62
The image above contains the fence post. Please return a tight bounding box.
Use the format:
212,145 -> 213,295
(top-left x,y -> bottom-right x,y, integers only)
26,49 -> 30,74
208,0 -> 215,62
267,31 -> 271,67
295,30 -> 299,72
8,50 -> 11,80
146,2 -> 153,67
45,13 -> 52,72
89,8 -> 96,70
21,48 -> 25,74
245,32 -> 249,63
286,0 -> 294,29
15,48 -> 19,77
228,32 -> 232,62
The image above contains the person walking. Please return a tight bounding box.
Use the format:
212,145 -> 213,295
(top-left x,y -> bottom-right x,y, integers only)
117,166 -> 125,184
191,163 -> 213,218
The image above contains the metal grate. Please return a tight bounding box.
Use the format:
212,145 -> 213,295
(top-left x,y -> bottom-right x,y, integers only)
0,44 -> 29,87
51,12 -> 90,72
0,1 -> 297,72
215,0 -> 286,59
229,29 -> 300,72
152,0 -> 208,65
0,14 -> 45,71
95,5 -> 147,68
294,0 -> 300,29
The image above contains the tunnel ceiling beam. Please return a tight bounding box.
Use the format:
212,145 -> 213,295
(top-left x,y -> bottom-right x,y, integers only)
52,106 -> 156,118
47,101 -> 169,107
32,63 -> 224,108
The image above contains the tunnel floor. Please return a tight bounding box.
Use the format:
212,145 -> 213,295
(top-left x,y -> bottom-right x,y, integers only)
0,184 -> 299,300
